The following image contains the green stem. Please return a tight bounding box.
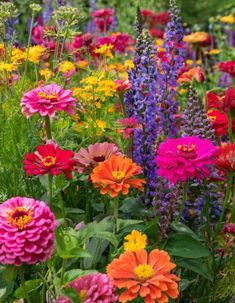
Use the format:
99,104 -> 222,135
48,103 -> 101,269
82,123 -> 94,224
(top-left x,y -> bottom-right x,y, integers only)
113,196 -> 119,233
19,266 -> 31,303
215,173 -> 233,234
60,259 -> 67,286
48,174 -> 53,209
44,115 -> 52,140
201,83 -> 208,112
119,92 -> 126,116
40,263 -> 46,303
227,110 -> 234,143
230,176 -> 235,223
175,180 -> 189,224
21,14 -> 35,90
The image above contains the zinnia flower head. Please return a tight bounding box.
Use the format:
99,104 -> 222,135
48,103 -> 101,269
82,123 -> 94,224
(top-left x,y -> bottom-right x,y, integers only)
0,197 -> 56,266
117,117 -> 140,139
75,142 -> 122,173
207,88 -> 235,112
114,79 -> 132,92
23,143 -> 76,178
107,249 -> 180,303
124,230 -> 147,252
156,136 -> 216,184
21,84 -> 76,118
215,143 -> 235,172
183,32 -> 209,44
218,61 -> 235,78
56,273 -> 118,303
90,155 -> 146,197
177,67 -> 205,83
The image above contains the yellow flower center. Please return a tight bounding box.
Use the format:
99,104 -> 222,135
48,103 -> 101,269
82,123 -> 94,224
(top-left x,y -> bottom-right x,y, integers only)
7,207 -> 32,230
112,170 -> 125,181
134,264 -> 154,280
177,143 -> 196,153
37,92 -> 58,100
41,156 -> 56,167
79,290 -> 87,302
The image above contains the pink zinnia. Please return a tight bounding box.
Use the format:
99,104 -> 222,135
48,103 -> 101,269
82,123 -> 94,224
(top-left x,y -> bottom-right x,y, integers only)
117,117 -> 140,138
75,142 -> 122,173
21,84 -> 76,118
156,136 -> 216,184
114,79 -> 132,92
0,197 -> 56,266
56,273 -> 118,303
23,143 -> 76,178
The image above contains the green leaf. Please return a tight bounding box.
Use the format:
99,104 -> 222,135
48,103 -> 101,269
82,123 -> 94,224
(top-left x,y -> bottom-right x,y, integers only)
166,234 -> 210,258
117,219 -> 143,232
3,265 -> 17,282
179,279 -> 195,291
171,223 -> 201,241
177,259 -> 213,281
120,197 -> 151,217
14,279 -> 41,298
62,287 -> 82,303
95,231 -> 118,247
64,269 -> 97,284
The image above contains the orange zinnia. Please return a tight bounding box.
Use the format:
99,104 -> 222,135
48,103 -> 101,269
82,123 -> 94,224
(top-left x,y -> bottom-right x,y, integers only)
90,155 -> 145,197
107,249 -> 180,303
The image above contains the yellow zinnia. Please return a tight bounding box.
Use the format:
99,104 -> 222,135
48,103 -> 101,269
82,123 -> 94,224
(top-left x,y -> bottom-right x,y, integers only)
124,230 -> 147,252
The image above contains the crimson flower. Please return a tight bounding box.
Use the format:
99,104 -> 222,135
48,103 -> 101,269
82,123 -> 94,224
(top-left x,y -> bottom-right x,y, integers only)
218,61 -> 235,78
215,143 -> 235,173
23,144 -> 76,178
207,88 -> 235,112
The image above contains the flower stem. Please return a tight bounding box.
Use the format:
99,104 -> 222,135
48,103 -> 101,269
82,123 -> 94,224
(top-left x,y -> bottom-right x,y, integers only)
48,174 -> 53,209
201,83 -> 208,112
215,173 -> 233,234
227,110 -> 234,143
230,175 -> 235,223
175,180 -> 189,224
44,115 -> 52,140
113,196 -> 119,233
19,266 -> 31,303
60,259 -> 67,286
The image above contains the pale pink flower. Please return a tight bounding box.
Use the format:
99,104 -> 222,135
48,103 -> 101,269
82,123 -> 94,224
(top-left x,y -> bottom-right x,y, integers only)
75,142 -> 122,173
156,136 -> 216,184
56,273 -> 118,303
21,84 -> 76,118
0,197 -> 56,266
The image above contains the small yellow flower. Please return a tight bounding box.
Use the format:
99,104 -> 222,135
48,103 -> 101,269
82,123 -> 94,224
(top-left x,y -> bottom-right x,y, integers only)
155,39 -> 164,47
220,15 -> 234,24
186,59 -> 193,66
11,48 -> 24,63
25,45 -> 46,64
95,119 -> 107,132
124,230 -> 147,252
207,49 -> 220,55
39,68 -> 54,81
76,60 -> 88,69
124,60 -> 134,70
0,62 -> 17,72
58,61 -> 76,74
0,43 -> 4,51
94,43 -> 114,58
196,60 -> 201,65
108,105 -> 115,113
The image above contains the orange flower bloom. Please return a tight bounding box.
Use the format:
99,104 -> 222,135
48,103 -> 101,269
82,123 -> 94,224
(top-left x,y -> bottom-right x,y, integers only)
183,32 -> 209,44
107,249 -> 180,303
177,67 -> 205,83
90,155 -> 145,197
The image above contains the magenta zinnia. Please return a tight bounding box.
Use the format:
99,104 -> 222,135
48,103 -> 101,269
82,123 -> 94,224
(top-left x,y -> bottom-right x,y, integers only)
23,143 -> 76,178
21,84 -> 76,118
56,273 -> 118,303
156,136 -> 216,184
0,197 -> 56,266
75,142 -> 122,173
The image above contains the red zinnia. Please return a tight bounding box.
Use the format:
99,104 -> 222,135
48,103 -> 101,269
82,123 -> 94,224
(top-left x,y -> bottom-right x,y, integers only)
23,143 -> 76,178
215,143 -> 235,172
218,61 -> 235,78
207,88 -> 235,112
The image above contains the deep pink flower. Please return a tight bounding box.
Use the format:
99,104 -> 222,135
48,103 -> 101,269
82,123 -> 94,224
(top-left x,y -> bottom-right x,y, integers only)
156,136 -> 216,184
117,117 -> 140,138
56,273 -> 118,303
218,61 -> 235,78
92,8 -> 114,32
23,143 -> 76,178
21,84 -> 76,118
32,24 -> 44,44
0,197 -> 56,266
75,142 -> 122,173
114,79 -> 132,92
